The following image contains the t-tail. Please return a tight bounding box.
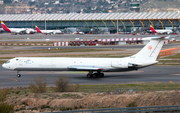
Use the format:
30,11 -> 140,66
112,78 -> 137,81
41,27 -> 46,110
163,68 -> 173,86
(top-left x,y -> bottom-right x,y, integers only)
150,25 -> 157,33
1,21 -> 11,32
129,36 -> 169,66
35,25 -> 42,33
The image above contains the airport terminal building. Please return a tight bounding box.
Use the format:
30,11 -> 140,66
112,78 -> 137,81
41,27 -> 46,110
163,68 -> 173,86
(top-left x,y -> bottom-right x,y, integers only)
0,12 -> 180,33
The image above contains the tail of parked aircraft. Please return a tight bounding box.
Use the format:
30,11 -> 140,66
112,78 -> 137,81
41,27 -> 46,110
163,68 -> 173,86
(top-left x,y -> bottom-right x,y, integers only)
131,36 -> 168,62
35,25 -> 42,33
150,25 -> 157,33
1,21 -> 11,32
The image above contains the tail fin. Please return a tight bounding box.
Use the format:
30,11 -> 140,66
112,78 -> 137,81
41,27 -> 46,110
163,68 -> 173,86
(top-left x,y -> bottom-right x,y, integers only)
1,21 -> 11,32
35,25 -> 42,33
150,25 -> 157,33
131,36 -> 168,61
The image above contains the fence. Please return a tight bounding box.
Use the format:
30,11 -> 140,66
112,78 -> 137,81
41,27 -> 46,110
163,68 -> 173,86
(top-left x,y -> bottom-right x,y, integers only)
159,48 -> 179,57
43,105 -> 180,113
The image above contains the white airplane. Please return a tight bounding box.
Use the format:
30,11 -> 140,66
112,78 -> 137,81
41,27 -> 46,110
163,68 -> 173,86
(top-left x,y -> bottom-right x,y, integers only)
150,25 -> 173,34
73,31 -> 85,35
2,36 -> 169,78
1,21 -> 35,34
35,25 -> 62,35
0,28 -> 4,33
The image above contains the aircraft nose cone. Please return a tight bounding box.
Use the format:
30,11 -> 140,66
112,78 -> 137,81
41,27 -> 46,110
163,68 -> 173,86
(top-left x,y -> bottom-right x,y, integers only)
2,64 -> 5,68
2,63 -> 7,69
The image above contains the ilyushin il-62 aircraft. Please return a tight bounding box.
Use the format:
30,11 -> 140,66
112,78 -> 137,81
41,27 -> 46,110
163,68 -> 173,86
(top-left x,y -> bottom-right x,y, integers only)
2,36 -> 169,78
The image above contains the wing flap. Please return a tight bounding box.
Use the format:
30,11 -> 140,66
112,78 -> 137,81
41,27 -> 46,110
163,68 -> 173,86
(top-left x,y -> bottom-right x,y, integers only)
67,65 -> 109,71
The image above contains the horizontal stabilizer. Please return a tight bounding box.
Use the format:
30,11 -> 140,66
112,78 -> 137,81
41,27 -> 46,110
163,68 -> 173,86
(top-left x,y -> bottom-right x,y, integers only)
128,61 -> 158,68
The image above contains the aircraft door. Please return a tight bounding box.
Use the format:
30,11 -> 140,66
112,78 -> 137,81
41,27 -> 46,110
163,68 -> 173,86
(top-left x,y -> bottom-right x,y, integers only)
111,60 -> 127,68
111,60 -> 121,67
19,59 -> 23,66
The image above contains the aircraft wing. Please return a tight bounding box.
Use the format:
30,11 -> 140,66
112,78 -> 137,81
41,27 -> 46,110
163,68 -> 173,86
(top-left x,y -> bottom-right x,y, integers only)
67,65 -> 109,71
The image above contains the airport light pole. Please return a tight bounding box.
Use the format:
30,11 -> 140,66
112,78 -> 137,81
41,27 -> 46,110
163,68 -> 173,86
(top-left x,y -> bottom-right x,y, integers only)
30,7 -> 33,29
73,3 -> 74,13
44,2 -> 49,30
117,19 -> 118,34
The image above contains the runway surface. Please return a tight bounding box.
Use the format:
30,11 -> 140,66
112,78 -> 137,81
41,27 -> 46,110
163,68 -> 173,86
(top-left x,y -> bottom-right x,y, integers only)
0,65 -> 180,88
0,34 -> 180,87
0,33 -> 179,42
0,44 -> 179,51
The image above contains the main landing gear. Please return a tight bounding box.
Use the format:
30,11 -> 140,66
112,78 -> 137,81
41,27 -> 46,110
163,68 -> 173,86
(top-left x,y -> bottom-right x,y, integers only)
17,71 -> 21,78
87,71 -> 104,78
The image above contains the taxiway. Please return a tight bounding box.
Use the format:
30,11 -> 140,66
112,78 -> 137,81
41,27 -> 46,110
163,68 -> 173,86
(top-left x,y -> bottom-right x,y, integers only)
0,66 -> 179,88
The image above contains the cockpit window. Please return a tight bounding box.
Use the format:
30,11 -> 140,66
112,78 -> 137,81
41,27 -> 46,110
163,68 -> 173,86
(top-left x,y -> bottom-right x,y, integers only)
5,60 -> 10,64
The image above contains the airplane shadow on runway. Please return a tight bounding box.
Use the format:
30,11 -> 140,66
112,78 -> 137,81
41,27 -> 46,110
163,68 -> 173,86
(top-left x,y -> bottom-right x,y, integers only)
71,74 -> 145,80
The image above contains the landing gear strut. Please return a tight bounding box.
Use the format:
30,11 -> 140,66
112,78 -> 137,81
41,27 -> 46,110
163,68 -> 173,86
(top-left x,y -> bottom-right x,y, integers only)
87,74 -> 92,78
17,71 -> 21,78
87,71 -> 104,78
87,71 -> 93,78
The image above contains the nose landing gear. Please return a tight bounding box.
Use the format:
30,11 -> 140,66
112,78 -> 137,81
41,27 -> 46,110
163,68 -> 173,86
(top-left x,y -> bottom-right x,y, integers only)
17,74 -> 21,78
17,71 -> 21,78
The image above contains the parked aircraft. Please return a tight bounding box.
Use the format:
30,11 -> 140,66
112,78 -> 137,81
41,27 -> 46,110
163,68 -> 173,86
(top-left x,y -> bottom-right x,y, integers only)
1,21 -> 35,34
35,25 -> 62,35
0,28 -> 4,33
73,31 -> 85,35
150,25 -> 173,34
2,36 -> 169,78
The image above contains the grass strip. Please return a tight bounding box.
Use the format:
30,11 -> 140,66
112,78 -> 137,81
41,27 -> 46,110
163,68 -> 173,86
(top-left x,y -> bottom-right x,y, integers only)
6,83 -> 180,95
0,60 -> 6,64
78,83 -> 180,93
162,53 -> 180,59
158,60 -> 180,65
0,48 -> 123,54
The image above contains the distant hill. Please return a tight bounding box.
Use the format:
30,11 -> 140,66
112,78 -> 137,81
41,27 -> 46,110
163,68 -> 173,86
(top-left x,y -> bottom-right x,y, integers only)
1,0 -> 180,14
140,0 -> 180,12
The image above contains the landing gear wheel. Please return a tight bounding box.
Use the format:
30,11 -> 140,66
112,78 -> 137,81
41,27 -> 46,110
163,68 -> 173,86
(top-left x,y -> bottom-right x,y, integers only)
87,74 -> 92,78
99,73 -> 104,77
17,74 -> 21,78
93,73 -> 98,78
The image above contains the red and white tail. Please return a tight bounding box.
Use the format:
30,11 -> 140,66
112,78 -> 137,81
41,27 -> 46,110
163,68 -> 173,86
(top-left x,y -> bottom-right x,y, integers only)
1,21 -> 11,32
35,25 -> 42,33
150,25 -> 157,33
